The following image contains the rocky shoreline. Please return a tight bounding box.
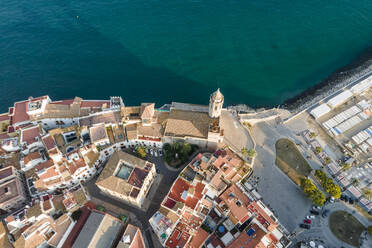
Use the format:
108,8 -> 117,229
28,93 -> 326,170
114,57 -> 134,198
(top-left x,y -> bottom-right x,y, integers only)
283,47 -> 372,113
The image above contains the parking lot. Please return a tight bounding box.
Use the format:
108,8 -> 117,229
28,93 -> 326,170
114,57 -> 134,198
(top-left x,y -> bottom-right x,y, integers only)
291,201 -> 372,248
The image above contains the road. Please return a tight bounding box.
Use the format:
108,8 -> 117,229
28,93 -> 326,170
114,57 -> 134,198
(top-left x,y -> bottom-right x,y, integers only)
220,109 -> 254,151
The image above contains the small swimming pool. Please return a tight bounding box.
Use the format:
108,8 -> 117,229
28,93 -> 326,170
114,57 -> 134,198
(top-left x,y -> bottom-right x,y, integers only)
116,163 -> 133,180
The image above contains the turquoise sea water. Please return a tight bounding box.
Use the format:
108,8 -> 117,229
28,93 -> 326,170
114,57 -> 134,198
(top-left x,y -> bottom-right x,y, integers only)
0,0 -> 372,111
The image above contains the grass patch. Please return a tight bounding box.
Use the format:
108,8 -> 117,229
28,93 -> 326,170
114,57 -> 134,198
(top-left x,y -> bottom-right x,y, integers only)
275,138 -> 312,185
329,211 -> 365,247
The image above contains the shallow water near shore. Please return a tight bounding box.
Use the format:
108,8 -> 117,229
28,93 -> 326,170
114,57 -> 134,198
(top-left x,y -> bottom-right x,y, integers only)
0,0 -> 372,111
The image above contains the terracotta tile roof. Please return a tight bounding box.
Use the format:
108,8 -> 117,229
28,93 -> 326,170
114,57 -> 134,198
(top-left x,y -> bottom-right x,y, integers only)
42,135 -> 56,150
168,178 -> 205,210
164,109 -> 211,139
120,224 -> 145,248
248,201 -> 277,230
220,184 -> 252,223
125,124 -> 138,140
80,100 -> 110,108
79,110 -> 121,127
137,123 -> 163,138
208,234 -> 225,248
0,113 -> 9,122
21,126 -> 41,145
34,159 -> 54,172
226,224 -> 266,248
128,168 -> 149,188
187,228 -> 209,248
12,101 -> 29,124
140,103 -> 155,120
0,166 -> 14,180
24,151 -> 42,165
43,199 -> 52,211
166,228 -> 190,248
13,96 -> 48,125
67,158 -> 87,175
39,166 -> 59,180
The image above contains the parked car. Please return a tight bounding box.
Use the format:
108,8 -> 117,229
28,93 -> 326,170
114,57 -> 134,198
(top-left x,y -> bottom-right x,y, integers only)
329,197 -> 335,203
344,195 -> 350,202
154,150 -> 158,157
349,198 -> 355,205
306,215 -> 315,219
340,194 -> 346,201
299,224 -> 311,229
150,149 -> 154,156
322,209 -> 330,218
304,219 -> 311,224
312,205 -> 321,210
159,150 -> 163,156
310,210 -> 319,215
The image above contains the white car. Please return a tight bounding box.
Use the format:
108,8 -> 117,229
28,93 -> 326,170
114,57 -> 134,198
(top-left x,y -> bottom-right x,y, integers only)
159,150 -> 163,156
306,215 -> 315,219
154,150 -> 158,157
150,149 -> 154,156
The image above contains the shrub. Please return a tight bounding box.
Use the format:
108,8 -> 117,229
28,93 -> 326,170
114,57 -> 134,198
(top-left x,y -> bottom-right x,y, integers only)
136,146 -> 147,158
71,209 -> 82,221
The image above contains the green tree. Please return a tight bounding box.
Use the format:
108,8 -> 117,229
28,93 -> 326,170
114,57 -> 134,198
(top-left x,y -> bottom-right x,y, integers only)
136,146 -> 147,158
71,209 -> 82,221
247,149 -> 257,158
311,189 -> 326,206
351,178 -> 360,186
325,157 -> 332,164
241,147 -> 249,156
341,163 -> 352,171
315,146 -> 322,154
181,142 -> 192,156
309,132 -> 316,139
362,188 -> 372,200
368,226 -> 372,235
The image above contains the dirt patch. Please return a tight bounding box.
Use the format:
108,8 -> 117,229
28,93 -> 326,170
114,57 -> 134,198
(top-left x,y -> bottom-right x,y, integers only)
275,138 -> 312,185
329,210 -> 365,247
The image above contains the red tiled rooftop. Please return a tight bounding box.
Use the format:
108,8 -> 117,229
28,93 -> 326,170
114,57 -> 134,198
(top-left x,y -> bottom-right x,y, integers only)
80,100 -> 110,108
168,178 -> 205,210
13,101 -> 29,124
24,151 -> 42,165
0,167 -> 13,180
166,229 -> 190,248
128,167 -> 149,188
43,199 -> 52,211
164,198 -> 176,209
208,234 -> 225,248
35,159 -> 54,172
0,113 -> 9,122
227,224 -> 266,248
188,228 -> 209,248
42,135 -> 56,150
68,158 -> 87,174
21,126 -> 41,145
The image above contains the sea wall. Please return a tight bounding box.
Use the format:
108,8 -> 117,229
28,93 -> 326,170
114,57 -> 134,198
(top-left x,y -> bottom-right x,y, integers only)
283,47 -> 372,114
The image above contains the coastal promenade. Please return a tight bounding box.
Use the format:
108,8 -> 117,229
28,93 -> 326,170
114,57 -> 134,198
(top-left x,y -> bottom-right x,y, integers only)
285,70 -> 372,122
